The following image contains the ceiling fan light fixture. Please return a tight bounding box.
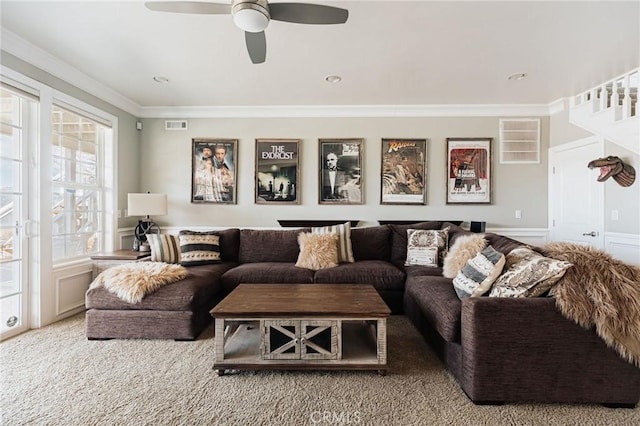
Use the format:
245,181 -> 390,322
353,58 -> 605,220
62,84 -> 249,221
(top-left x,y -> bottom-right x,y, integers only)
232,1 -> 270,33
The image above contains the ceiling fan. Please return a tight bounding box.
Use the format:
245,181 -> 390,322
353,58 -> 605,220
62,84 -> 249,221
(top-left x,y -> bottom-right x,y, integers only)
145,1 -> 349,64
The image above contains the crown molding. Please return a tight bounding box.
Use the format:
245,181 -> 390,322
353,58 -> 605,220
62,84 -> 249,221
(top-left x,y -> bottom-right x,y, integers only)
548,97 -> 566,115
3,28 -> 555,119
138,103 -> 552,119
1,28 -> 141,117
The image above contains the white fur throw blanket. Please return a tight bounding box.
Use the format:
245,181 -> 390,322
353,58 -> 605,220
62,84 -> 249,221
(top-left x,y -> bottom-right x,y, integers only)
543,242 -> 640,367
90,262 -> 188,304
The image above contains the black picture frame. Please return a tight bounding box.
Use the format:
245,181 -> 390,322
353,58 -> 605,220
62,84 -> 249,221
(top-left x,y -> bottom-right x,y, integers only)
380,138 -> 427,205
255,139 -> 300,204
191,138 -> 238,204
318,138 -> 364,205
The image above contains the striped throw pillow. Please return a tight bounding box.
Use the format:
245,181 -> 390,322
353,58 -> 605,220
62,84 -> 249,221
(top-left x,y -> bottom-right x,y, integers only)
147,234 -> 181,264
179,230 -> 221,266
311,222 -> 354,263
453,245 -> 505,299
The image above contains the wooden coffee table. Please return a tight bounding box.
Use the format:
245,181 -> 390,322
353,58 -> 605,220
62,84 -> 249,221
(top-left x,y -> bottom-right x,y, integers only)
210,283 -> 391,375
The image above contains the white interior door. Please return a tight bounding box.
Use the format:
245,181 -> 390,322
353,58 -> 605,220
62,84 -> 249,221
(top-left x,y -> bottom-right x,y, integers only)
549,136 -> 604,249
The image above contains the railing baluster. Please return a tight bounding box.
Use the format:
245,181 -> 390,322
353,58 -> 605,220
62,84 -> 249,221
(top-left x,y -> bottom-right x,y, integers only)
599,84 -> 608,110
622,75 -> 631,119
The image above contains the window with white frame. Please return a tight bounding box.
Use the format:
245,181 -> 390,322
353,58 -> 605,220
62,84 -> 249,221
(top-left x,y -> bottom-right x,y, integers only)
51,104 -> 111,262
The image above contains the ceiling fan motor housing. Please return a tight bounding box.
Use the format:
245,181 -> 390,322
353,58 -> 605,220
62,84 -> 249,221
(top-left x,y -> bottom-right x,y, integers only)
232,0 -> 270,33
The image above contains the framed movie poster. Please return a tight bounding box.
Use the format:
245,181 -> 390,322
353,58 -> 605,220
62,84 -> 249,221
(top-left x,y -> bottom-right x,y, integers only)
255,139 -> 300,204
318,138 -> 363,205
446,138 -> 492,204
191,138 -> 238,204
380,138 -> 427,205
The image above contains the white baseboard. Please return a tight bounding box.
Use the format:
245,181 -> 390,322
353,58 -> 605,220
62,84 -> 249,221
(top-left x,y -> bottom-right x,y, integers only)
486,228 -> 549,247
604,232 -> 640,266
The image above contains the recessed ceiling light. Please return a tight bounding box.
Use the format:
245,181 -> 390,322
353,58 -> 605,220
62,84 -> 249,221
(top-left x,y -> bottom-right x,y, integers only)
153,76 -> 170,83
507,72 -> 527,81
325,75 -> 342,83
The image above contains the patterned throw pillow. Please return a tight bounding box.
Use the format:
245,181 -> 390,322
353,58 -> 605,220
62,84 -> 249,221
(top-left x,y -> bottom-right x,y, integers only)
405,227 -> 450,267
179,230 -> 221,266
295,232 -> 339,271
489,247 -> 572,297
453,245 -> 505,299
147,234 -> 181,264
442,233 -> 487,278
311,222 -> 354,263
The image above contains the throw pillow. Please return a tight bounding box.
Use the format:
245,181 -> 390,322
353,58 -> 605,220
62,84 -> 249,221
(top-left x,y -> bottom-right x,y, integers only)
489,247 -> 573,297
442,233 -> 487,278
405,227 -> 449,267
295,232 -> 339,271
179,230 -> 221,266
147,234 -> 181,264
311,222 -> 354,263
452,245 -> 506,299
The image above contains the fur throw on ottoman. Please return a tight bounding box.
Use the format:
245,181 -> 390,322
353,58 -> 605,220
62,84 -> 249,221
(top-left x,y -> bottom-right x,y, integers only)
90,262 -> 188,304
542,242 -> 640,367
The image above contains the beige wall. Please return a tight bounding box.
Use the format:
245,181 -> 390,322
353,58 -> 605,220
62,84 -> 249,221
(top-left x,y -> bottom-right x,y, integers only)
141,116 -> 550,229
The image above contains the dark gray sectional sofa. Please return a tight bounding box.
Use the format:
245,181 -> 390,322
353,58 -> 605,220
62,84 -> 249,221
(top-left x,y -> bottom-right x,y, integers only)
85,221 -> 640,407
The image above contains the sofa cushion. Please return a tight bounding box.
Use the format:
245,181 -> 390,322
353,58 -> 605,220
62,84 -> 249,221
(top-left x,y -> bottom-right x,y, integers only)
405,265 -> 444,278
484,232 -> 525,255
443,233 -> 487,278
311,222 -> 354,263
490,247 -> 572,297
405,276 -> 462,342
295,232 -> 339,271
179,231 -> 221,266
147,234 -> 181,264
178,229 -> 240,262
313,260 -> 406,291
389,221 -> 443,268
453,245 -> 505,299
85,263 -> 231,311
350,225 -> 391,261
405,228 -> 449,267
221,262 -> 315,293
239,228 -> 309,263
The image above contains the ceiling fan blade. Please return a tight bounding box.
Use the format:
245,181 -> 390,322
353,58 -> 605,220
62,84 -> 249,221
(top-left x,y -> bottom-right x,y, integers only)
269,3 -> 348,24
145,1 -> 230,15
245,31 -> 266,64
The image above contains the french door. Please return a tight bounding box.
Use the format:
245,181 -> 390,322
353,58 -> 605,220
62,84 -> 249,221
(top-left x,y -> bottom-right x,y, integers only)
0,87 -> 32,339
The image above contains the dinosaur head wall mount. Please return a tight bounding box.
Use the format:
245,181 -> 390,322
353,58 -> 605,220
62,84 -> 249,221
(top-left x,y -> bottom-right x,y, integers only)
587,156 -> 636,187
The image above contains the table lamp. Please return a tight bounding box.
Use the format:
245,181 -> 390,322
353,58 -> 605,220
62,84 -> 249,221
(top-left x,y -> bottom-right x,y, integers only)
127,193 -> 167,251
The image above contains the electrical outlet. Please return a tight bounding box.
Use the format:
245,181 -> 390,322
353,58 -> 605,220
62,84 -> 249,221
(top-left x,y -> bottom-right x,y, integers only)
611,210 -> 619,221
515,209 -> 522,219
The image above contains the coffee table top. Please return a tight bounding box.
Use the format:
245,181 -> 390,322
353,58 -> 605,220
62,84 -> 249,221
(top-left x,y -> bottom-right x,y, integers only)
211,284 -> 391,318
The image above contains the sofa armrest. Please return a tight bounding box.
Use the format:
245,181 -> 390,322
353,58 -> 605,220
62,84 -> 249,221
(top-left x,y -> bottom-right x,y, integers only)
460,297 -> 640,404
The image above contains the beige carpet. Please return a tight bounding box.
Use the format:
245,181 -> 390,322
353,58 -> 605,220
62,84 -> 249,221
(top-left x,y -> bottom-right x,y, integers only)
1,314 -> 638,426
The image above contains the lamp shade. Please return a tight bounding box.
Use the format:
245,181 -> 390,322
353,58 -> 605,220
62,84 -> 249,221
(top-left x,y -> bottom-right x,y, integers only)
127,193 -> 167,217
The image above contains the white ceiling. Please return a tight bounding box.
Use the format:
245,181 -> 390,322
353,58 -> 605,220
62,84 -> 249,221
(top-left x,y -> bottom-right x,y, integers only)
1,0 -> 639,116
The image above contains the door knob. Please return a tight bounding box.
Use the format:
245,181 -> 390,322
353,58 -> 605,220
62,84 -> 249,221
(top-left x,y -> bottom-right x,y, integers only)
582,231 -> 597,237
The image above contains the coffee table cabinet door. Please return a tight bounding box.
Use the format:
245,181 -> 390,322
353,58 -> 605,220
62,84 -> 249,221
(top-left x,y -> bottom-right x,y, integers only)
300,320 -> 340,360
261,320 -> 300,360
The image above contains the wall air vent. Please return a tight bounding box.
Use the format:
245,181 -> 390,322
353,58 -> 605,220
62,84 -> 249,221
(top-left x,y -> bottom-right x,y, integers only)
499,118 -> 540,164
165,120 -> 188,131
